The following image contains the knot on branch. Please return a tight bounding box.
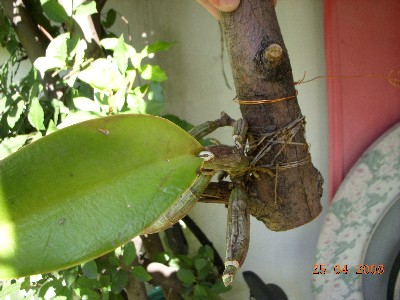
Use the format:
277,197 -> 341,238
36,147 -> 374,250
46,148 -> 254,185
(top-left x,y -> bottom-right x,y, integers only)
253,37 -> 291,81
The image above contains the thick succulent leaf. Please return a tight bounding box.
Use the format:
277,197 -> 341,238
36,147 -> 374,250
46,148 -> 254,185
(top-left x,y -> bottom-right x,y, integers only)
0,114 -> 204,279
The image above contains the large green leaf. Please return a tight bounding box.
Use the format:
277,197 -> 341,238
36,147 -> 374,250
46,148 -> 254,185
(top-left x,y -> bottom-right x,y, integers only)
0,114 -> 204,279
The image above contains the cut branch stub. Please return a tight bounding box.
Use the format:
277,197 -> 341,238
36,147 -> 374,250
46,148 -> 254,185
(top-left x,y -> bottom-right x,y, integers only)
253,40 -> 291,81
264,43 -> 283,65
220,0 -> 323,231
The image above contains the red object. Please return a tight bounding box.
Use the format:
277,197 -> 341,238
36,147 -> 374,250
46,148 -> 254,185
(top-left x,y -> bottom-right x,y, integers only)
324,0 -> 400,200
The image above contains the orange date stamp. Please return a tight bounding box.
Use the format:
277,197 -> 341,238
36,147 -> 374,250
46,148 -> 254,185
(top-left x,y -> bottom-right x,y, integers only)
313,264 -> 384,275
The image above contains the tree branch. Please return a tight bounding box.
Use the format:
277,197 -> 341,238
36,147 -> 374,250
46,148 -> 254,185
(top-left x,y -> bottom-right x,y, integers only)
219,0 -> 323,231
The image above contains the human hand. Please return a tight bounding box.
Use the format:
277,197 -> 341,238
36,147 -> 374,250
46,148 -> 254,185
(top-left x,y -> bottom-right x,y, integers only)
197,0 -> 277,19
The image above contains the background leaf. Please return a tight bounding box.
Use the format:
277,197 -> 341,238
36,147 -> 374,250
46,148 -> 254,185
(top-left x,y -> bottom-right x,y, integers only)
143,41 -> 173,55
78,58 -> 125,90
74,1 -> 97,16
0,282 -> 21,298
73,97 -> 101,113
28,97 -> 45,131
140,64 -> 167,82
6,99 -> 24,128
81,260 -> 98,279
114,35 -> 129,74
122,242 -> 136,266
41,0 -> 69,23
0,135 -> 28,159
111,270 -> 128,294
46,33 -> 69,60
194,258 -> 207,272
131,266 -> 152,282
34,57 -> 65,77
75,287 -> 100,299
177,269 -> 196,284
194,284 -> 208,298
103,9 -> 116,28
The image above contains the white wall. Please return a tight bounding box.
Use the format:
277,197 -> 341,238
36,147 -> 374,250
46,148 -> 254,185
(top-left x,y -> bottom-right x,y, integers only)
109,0 -> 328,299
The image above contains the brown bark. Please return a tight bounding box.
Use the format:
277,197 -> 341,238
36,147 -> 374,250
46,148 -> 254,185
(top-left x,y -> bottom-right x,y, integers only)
219,0 -> 323,231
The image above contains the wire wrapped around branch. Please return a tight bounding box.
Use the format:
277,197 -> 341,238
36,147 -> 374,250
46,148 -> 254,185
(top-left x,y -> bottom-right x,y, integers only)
249,115 -> 307,167
248,115 -> 311,204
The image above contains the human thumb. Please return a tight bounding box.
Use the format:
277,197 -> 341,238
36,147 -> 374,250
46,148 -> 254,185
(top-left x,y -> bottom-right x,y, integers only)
209,0 -> 240,12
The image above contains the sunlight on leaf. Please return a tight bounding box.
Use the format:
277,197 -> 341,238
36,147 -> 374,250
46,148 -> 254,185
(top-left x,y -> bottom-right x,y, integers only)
108,89 -> 125,112
0,115 -> 203,279
100,38 -> 119,50
73,97 -> 101,113
143,41 -> 173,55
46,33 -> 69,62
0,282 -> 21,298
34,33 -> 69,76
6,100 -> 24,128
78,58 -> 125,90
46,120 -> 58,136
57,111 -> 104,129
126,93 -> 146,114
34,57 -> 65,77
140,64 -> 167,82
28,97 -> 45,131
73,1 -> 97,16
0,135 -> 28,160
114,35 -> 129,74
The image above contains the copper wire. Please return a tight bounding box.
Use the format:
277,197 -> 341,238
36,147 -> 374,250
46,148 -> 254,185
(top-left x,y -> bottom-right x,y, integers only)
234,91 -> 297,105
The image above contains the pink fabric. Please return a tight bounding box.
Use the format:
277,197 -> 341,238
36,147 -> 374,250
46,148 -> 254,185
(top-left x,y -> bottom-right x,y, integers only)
324,0 -> 400,200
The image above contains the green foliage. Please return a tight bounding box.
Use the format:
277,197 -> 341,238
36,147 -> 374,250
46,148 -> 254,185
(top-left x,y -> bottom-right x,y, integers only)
0,244 -> 228,300
170,245 -> 231,299
0,1 -> 222,299
0,0 -> 172,158
0,243 -> 151,299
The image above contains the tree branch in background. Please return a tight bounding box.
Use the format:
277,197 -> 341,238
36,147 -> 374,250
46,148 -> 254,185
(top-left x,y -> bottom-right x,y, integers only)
0,0 -> 61,98
91,0 -> 108,38
0,0 -> 48,62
